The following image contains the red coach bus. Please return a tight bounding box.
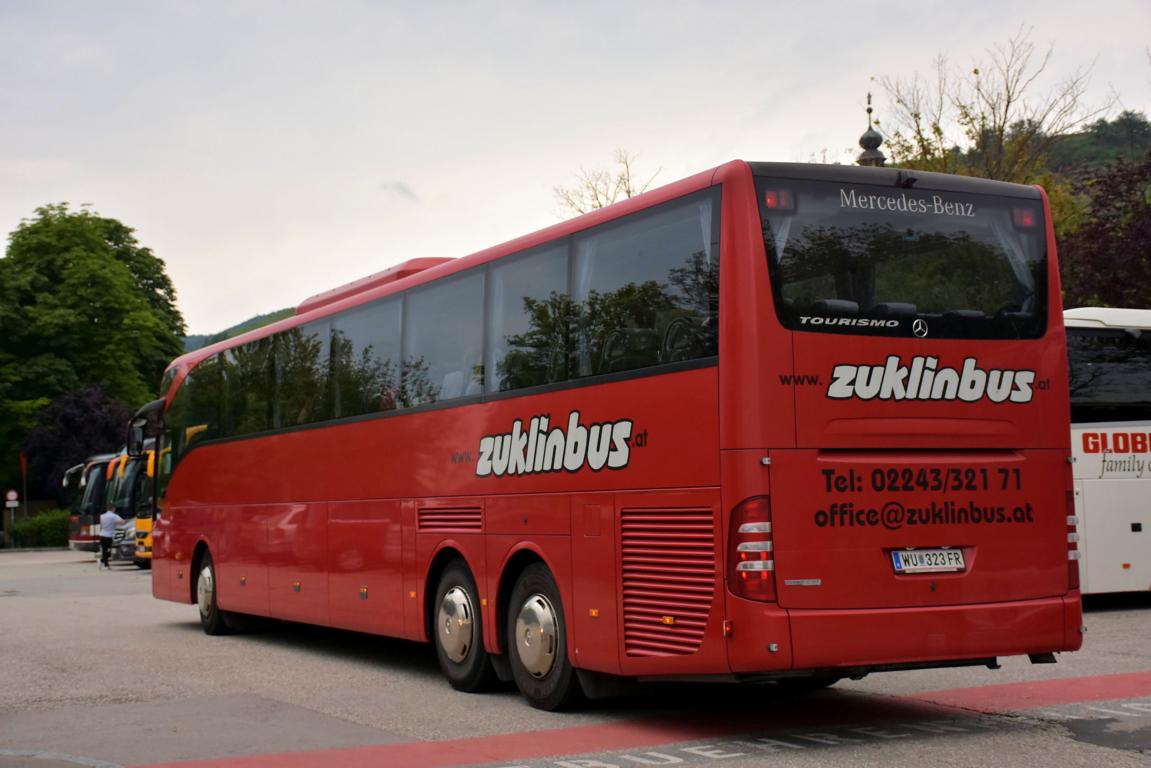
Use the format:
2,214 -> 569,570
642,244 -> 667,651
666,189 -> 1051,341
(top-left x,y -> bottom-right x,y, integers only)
132,161 -> 1081,709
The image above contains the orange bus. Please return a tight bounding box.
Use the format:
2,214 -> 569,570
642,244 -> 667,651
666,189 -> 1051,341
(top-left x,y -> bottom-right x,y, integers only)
133,161 -> 1081,709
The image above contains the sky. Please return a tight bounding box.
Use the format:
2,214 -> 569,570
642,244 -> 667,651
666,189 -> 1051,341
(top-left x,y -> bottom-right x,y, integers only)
2,1 -> 1149,335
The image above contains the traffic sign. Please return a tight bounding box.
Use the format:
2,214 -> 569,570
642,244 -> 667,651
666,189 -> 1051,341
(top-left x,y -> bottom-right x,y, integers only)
4,490 -> 16,502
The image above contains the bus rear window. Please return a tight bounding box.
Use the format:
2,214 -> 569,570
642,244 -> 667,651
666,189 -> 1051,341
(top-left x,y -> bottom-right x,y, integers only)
758,177 -> 1047,339
1068,327 -> 1151,423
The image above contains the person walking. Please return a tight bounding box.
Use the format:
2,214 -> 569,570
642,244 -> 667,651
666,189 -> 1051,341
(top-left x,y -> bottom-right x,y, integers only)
99,506 -> 126,570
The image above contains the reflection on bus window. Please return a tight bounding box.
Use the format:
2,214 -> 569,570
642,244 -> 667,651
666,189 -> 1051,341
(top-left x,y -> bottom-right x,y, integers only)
1067,327 -> 1151,423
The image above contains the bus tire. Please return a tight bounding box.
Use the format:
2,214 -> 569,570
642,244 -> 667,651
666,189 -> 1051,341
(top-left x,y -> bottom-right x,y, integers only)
433,561 -> 496,692
506,563 -> 583,711
196,550 -> 232,636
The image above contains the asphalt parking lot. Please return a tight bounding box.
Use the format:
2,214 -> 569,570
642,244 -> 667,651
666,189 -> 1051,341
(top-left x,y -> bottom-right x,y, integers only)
1,550 -> 1148,768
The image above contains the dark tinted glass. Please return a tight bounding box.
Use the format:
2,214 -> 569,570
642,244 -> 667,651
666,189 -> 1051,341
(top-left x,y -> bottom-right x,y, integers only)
330,297 -> 402,417
277,321 -> 331,426
111,459 -> 143,516
572,190 -> 719,377
160,367 -> 178,399
227,338 -> 274,436
78,464 -> 107,516
185,356 -> 224,442
134,464 -> 154,517
1068,327 -> 1151,423
159,358 -> 223,496
759,178 -> 1047,339
486,244 -> 570,392
402,270 -> 485,406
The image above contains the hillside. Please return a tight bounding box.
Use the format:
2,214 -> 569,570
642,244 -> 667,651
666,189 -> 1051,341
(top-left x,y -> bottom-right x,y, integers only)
183,308 -> 293,352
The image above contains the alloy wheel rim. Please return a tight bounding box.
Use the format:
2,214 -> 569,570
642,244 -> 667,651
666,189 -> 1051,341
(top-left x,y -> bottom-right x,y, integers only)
437,585 -> 475,663
197,565 -> 214,618
515,593 -> 558,678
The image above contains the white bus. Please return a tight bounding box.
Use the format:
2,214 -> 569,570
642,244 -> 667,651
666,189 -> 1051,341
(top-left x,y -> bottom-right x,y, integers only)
1065,307 -> 1151,595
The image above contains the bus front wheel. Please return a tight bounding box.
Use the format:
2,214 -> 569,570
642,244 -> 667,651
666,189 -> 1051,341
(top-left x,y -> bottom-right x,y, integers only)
506,563 -> 583,711
196,551 -> 232,636
433,561 -> 496,692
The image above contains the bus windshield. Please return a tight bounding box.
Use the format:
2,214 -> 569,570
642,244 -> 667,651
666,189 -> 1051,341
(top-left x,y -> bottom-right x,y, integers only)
110,459 -> 144,517
77,464 -> 107,516
758,177 -> 1047,339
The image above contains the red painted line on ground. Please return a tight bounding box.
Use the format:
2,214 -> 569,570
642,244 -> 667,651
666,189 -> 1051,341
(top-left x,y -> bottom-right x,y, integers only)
134,670 -> 1151,768
907,669 -> 1151,713
133,698 -> 951,768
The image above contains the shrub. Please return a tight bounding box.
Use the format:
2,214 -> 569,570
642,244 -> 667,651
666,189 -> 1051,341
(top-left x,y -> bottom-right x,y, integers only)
9,508 -> 70,548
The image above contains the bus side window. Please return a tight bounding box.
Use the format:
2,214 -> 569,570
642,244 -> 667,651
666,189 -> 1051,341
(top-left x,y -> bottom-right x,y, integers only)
485,243 -> 570,393
402,270 -> 485,407
228,338 -> 275,435
277,321 -> 331,426
330,297 -> 402,418
572,191 -> 719,378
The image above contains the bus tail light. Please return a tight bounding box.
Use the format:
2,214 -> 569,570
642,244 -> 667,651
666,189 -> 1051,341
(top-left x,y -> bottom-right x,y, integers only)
729,496 -> 776,603
1066,490 -> 1081,591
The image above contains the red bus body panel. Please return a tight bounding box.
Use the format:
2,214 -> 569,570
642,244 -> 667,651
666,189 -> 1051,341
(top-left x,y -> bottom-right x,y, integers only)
153,367 -> 722,675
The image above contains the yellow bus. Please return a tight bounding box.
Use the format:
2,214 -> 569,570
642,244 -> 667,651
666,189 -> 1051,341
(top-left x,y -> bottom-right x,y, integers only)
132,447 -> 158,569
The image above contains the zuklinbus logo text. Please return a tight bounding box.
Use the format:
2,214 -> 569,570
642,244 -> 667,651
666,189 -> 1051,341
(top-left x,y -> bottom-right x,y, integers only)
476,411 -> 633,478
827,355 -> 1036,404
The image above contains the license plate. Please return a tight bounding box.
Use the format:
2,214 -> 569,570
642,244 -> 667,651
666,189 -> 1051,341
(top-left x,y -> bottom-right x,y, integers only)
891,548 -> 965,573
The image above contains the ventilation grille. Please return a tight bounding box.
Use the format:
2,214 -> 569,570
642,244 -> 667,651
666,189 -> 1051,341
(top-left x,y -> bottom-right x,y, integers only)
621,507 -> 716,657
418,507 -> 482,532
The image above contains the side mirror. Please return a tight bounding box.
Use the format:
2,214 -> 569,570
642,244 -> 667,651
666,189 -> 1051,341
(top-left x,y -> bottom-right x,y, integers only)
127,422 -> 146,457
127,398 -> 166,458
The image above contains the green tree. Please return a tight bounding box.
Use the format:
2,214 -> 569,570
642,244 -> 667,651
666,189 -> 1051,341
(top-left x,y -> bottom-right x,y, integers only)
876,28 -> 1110,183
1060,154 -> 1151,308
0,204 -> 186,492
1047,111 -> 1151,172
20,386 -> 130,501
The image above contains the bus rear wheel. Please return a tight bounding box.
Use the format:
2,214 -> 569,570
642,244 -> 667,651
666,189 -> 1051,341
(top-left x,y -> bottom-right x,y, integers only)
196,551 -> 232,636
433,561 -> 496,692
506,563 -> 583,711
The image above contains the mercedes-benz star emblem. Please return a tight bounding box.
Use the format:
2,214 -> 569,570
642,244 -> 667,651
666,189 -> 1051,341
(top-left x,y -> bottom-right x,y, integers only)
912,319 -> 929,338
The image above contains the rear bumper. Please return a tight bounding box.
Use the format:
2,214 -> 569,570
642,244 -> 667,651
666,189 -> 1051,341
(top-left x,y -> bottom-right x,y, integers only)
135,531 -> 152,559
727,593 -> 1082,673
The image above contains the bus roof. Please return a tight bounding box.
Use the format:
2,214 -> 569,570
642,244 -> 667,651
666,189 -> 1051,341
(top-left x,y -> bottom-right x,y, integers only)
747,162 -> 1044,199
1064,307 -> 1151,330
295,258 -> 454,316
163,160 -> 1047,385
84,453 -> 120,469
